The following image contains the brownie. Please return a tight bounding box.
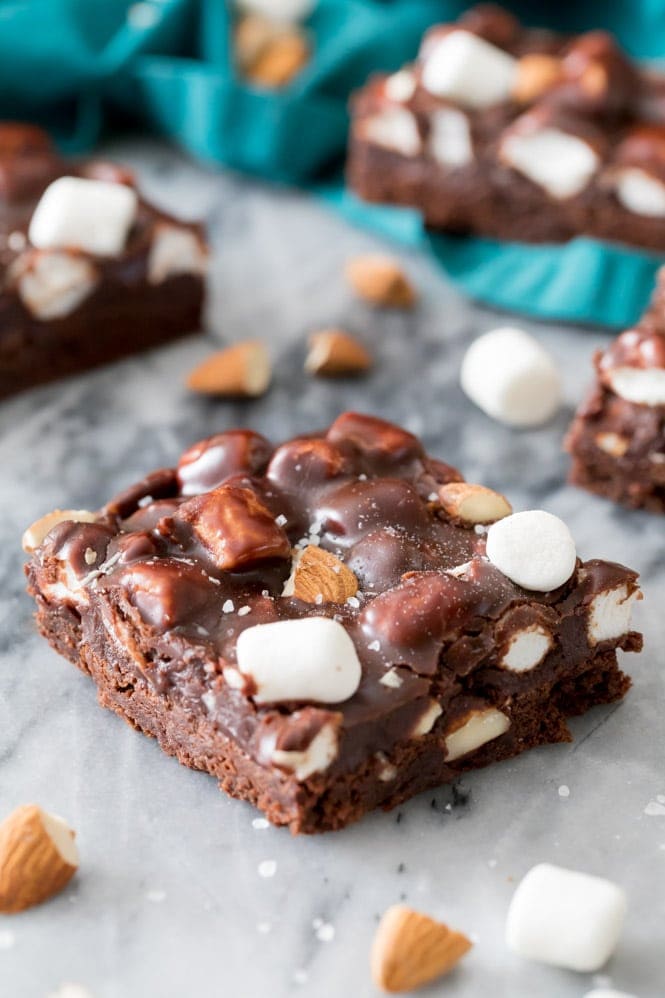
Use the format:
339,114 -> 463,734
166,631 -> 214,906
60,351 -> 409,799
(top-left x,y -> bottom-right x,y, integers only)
0,123 -> 207,398
347,4 -> 665,249
566,267 -> 665,511
25,413 -> 642,833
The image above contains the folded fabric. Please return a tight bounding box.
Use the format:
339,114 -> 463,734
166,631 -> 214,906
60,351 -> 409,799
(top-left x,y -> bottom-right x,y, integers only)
1,0 -> 663,326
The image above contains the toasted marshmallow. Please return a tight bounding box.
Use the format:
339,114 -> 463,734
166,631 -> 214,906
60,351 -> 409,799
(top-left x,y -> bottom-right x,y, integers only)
445,707 -> 510,761
460,326 -> 561,427
506,863 -> 627,971
236,616 -> 361,704
427,108 -> 473,167
271,721 -> 338,780
588,584 -> 640,645
29,176 -> 138,257
363,108 -> 421,157
501,625 -> 552,672
614,167 -> 665,217
148,224 -> 208,285
421,30 -> 518,109
486,511 -> 576,593
501,127 -> 599,199
384,69 -> 417,104
606,365 -> 665,406
11,251 -> 98,321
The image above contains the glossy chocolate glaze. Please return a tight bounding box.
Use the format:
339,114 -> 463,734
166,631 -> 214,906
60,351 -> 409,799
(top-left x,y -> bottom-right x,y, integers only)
30,413 -> 641,781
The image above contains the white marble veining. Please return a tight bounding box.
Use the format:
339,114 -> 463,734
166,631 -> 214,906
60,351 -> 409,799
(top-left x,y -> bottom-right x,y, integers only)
0,140 -> 663,998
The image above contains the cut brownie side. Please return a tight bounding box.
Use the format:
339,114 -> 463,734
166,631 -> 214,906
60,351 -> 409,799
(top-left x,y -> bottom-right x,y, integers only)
347,4 -> 665,249
0,123 -> 207,397
567,270 -> 665,511
25,414 -> 642,833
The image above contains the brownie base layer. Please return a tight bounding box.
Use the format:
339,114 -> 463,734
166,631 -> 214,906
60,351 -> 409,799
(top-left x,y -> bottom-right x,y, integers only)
0,273 -> 203,398
568,455 -> 665,513
33,595 -> 631,834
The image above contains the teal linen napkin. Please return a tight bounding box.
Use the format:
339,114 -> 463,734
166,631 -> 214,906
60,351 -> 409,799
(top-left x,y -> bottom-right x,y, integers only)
0,0 -> 663,327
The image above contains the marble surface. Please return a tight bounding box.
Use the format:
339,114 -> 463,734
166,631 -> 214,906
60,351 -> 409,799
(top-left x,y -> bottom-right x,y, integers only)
1,139 -> 664,998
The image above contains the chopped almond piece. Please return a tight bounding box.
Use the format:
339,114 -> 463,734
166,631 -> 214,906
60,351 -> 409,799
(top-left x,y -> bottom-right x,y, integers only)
345,254 -> 416,308
371,904 -> 472,993
305,329 -> 372,377
186,341 -> 271,398
0,805 -> 78,913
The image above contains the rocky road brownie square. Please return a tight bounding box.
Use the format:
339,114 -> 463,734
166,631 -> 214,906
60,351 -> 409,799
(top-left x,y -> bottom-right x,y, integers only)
566,267 -> 665,511
0,123 -> 207,397
24,413 -> 642,832
348,4 -> 665,248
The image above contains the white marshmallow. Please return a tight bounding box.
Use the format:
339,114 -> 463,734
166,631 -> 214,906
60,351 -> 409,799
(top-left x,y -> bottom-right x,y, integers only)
421,30 -> 517,109
445,707 -> 510,761
501,625 -> 552,672
460,326 -> 562,427
501,127 -> 599,199
606,365 -> 665,406
362,108 -> 421,158
486,511 -> 576,593
11,251 -> 98,321
506,863 -> 627,972
235,0 -> 314,23
588,584 -> 640,646
29,176 -> 138,257
428,108 -> 473,167
584,990 -> 636,998
271,721 -> 338,780
384,69 -> 417,104
411,699 -> 442,737
615,167 -> 665,217
236,616 -> 361,704
147,224 -> 208,285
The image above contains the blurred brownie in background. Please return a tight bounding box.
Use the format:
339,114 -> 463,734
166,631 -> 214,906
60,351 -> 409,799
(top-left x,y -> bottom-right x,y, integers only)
348,4 -> 665,249
0,123 -> 207,398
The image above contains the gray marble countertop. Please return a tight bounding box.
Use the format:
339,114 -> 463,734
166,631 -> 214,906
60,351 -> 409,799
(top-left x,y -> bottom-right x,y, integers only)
1,139 -> 663,998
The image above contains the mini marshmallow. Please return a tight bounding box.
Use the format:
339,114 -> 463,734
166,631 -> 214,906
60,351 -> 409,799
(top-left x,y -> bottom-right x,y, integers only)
588,584 -> 640,645
460,326 -> 562,427
445,708 -> 510,761
606,366 -> 665,406
29,177 -> 138,257
147,224 -> 207,285
506,863 -> 627,972
236,616 -> 361,704
271,722 -> 338,780
363,108 -> 421,158
11,251 -> 98,321
486,511 -> 576,592
501,127 -> 599,199
421,30 -> 517,109
384,69 -> 417,104
501,625 -> 552,672
615,167 -> 665,217
427,108 -> 473,167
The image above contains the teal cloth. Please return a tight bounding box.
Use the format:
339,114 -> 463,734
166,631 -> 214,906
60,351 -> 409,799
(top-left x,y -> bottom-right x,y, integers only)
1,0 -> 664,327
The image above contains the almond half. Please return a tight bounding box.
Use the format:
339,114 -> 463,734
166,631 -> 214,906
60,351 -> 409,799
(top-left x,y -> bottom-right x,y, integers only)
371,904 -> 472,993
438,482 -> 512,525
244,26 -> 310,89
283,545 -> 358,603
305,329 -> 372,377
22,509 -> 97,554
0,805 -> 79,913
512,53 -> 563,103
186,341 -> 271,398
345,255 -> 416,308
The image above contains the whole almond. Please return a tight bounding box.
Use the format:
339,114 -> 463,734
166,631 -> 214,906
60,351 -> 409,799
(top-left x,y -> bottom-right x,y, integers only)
22,509 -> 97,554
512,53 -> 563,103
371,904 -> 472,993
0,805 -> 79,913
305,329 -> 372,377
283,545 -> 358,603
186,341 -> 271,398
245,28 -> 309,88
345,255 -> 416,308
438,482 -> 512,525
